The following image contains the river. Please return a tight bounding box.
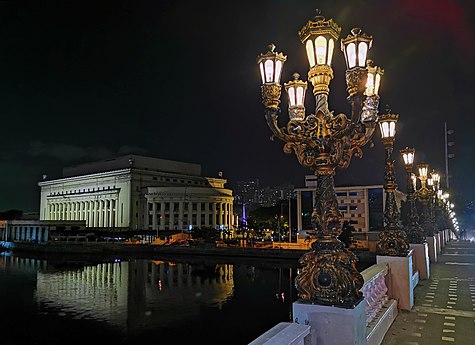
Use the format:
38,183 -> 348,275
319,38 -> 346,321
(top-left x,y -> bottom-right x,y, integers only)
0,250 -> 372,344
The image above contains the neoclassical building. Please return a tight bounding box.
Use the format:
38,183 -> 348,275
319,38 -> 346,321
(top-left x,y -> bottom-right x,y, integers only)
38,155 -> 235,232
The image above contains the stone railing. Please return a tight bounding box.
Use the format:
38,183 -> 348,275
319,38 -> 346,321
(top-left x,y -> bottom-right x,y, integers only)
360,263 -> 390,325
361,263 -> 398,345
248,322 -> 311,345
249,263 -> 398,345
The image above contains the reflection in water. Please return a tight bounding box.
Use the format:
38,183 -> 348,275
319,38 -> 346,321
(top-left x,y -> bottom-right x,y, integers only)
0,252 -> 298,344
36,260 -> 235,331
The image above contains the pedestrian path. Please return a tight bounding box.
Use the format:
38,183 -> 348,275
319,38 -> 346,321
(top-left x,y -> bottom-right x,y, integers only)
381,240 -> 475,345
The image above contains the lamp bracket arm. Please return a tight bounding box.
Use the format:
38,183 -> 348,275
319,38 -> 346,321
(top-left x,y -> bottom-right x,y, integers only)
264,108 -> 287,141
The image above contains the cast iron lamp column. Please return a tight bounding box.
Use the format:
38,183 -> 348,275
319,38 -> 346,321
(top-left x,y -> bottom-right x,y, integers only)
376,113 -> 409,256
414,163 -> 435,237
400,147 -> 426,244
426,175 -> 438,234
257,11 -> 383,306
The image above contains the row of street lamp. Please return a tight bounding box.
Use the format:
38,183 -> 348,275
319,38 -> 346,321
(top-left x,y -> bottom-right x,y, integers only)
256,10 -> 459,307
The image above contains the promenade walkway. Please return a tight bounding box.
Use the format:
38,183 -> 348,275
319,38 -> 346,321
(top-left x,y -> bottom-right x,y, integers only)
381,240 -> 475,345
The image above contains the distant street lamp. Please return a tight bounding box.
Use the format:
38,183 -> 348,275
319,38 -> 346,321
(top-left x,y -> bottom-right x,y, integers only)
376,112 -> 409,256
257,11 -> 383,306
400,147 -> 426,244
414,163 -> 435,237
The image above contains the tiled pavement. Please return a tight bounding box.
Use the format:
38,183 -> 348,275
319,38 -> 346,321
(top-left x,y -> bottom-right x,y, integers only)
381,240 -> 475,345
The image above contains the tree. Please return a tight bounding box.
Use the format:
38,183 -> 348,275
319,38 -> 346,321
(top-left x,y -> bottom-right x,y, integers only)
338,220 -> 356,248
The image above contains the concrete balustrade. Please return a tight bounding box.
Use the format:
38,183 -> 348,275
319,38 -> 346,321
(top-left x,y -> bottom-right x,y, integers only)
249,322 -> 311,345
250,263 -> 398,345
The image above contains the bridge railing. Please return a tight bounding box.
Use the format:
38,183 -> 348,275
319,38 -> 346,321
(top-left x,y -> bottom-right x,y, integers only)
249,262 -> 397,345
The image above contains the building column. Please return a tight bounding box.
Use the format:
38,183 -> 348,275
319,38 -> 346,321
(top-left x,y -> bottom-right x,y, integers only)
197,202 -> 202,228
188,201 -> 193,229
297,190 -> 302,232
178,201 -> 185,230
212,202 -> 217,228
160,202 -> 165,230
152,202 -> 157,229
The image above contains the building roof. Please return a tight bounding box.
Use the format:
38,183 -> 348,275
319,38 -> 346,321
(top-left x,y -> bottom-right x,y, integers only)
62,154 -> 202,178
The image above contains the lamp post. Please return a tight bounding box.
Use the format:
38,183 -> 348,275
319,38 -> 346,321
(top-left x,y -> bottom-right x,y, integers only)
400,147 -> 426,244
257,11 -> 383,306
414,163 -> 435,237
375,113 -> 409,256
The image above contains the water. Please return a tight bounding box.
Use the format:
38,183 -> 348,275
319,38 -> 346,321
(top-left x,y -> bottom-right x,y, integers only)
0,251 -> 301,344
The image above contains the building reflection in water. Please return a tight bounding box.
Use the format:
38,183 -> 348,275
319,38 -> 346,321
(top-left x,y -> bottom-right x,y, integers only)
1,253 -> 298,343
5,255 -> 235,331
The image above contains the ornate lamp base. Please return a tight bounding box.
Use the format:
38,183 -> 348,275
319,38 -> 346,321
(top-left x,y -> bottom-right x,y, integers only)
377,229 -> 410,256
405,225 -> 426,244
295,248 -> 364,307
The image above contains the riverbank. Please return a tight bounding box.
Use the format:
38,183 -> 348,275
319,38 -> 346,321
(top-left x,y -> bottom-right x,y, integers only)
1,240 -> 376,267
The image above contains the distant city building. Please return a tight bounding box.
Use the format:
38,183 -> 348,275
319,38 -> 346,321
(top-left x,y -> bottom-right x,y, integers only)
38,155 -> 235,232
295,175 -> 406,236
234,178 -> 260,206
233,179 -> 296,227
259,185 -> 295,207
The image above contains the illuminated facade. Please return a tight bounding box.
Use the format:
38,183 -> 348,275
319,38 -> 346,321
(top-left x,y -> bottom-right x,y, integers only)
38,155 -> 235,231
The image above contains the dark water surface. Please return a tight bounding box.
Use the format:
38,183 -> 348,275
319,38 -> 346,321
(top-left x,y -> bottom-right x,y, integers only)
0,251 -> 301,345
0,251 -> 373,345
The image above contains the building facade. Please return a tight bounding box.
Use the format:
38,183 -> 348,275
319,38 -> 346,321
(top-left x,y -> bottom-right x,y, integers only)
295,175 -> 406,236
38,155 -> 235,232
0,220 -> 87,244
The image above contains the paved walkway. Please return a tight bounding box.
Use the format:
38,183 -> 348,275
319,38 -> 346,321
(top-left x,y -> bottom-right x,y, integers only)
381,240 -> 475,345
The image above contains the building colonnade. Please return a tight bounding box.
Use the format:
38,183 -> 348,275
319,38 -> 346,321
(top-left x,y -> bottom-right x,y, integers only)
47,198 -> 118,228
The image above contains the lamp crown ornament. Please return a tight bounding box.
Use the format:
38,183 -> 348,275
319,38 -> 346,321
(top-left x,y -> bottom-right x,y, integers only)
257,11 -> 385,307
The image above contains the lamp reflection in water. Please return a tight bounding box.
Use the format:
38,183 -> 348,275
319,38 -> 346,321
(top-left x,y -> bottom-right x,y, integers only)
257,10 -> 383,306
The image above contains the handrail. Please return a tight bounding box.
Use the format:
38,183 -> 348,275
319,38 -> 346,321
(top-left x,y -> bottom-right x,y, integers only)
360,263 -> 389,325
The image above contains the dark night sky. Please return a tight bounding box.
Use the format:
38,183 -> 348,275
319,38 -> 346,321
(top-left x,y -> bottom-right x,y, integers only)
0,0 -> 474,223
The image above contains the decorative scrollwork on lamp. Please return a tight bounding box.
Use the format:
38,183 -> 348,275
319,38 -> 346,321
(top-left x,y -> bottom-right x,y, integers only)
257,11 -> 383,306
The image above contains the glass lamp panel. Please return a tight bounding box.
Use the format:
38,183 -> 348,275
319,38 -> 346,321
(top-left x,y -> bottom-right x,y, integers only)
327,38 -> 334,66
375,74 -> 381,95
419,167 -> 428,178
427,178 -> 433,186
306,40 -> 315,67
389,122 -> 396,137
259,63 -> 265,84
288,87 -> 296,106
296,86 -> 305,106
379,122 -> 389,138
315,36 -> 327,65
346,43 -> 357,68
264,60 -> 274,83
365,73 -> 375,96
402,152 -> 415,165
358,42 -> 368,67
275,60 -> 283,83
411,173 -> 417,190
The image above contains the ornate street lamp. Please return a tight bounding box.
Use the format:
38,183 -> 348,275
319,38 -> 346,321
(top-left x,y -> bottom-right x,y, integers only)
414,163 -> 435,236
257,11 -> 383,306
400,147 -> 426,244
376,113 -> 409,256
